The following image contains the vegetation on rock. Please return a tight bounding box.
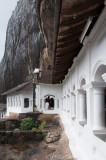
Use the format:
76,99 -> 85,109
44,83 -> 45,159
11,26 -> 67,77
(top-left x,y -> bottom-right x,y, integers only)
42,132 -> 47,140
20,118 -> 37,130
20,118 -> 46,132
32,120 -> 46,132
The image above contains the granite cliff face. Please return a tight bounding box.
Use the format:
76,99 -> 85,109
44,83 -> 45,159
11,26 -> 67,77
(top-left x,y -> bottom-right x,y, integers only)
36,0 -> 55,71
0,0 -> 44,101
0,0 -> 55,102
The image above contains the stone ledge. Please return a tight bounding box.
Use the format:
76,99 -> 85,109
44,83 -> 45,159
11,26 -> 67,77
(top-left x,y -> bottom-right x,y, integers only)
0,130 -> 42,144
0,118 -> 21,131
19,112 -> 42,121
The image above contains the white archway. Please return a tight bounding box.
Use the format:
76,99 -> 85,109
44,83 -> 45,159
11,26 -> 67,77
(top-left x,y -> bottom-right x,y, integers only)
92,59 -> 106,81
79,75 -> 86,88
92,60 -> 106,130
41,92 -> 59,110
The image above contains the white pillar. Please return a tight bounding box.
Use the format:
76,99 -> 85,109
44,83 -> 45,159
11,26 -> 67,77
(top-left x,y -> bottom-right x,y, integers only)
42,99 -> 45,109
86,88 -> 93,128
62,98 -> 63,110
57,98 -> 61,109
71,92 -> 76,119
68,95 -> 70,111
67,96 -> 68,111
55,99 -> 57,108
93,87 -> 106,130
78,89 -> 87,125
66,96 -> 68,111
65,95 -> 67,111
69,95 -> 71,111
62,98 -> 64,110
40,99 -> 41,109
64,96 -> 66,111
102,73 -> 106,82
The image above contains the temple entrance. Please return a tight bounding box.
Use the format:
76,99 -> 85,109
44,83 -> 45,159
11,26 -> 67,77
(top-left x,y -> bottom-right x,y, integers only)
44,95 -> 55,110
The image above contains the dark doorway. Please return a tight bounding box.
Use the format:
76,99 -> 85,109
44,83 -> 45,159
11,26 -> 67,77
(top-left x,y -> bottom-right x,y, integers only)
45,95 -> 55,110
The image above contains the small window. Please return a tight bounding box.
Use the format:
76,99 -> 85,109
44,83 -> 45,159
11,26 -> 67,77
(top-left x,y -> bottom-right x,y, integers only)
24,98 -> 29,108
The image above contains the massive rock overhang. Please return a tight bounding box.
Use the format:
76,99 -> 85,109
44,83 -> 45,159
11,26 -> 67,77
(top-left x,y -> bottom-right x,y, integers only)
52,0 -> 104,84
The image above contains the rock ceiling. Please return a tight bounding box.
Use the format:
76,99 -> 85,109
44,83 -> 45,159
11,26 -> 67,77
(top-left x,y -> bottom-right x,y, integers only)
52,0 -> 104,84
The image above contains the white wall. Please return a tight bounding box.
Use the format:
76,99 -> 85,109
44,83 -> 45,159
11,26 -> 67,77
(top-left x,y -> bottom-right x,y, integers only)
7,92 -> 22,116
36,6 -> 106,160
7,90 -> 33,116
60,6 -> 106,160
36,84 -> 62,114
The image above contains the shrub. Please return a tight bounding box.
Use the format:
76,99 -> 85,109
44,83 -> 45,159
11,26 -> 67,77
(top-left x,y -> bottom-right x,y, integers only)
32,120 -> 46,132
20,118 -> 37,130
32,127 -> 38,132
38,120 -> 46,131
42,132 -> 47,140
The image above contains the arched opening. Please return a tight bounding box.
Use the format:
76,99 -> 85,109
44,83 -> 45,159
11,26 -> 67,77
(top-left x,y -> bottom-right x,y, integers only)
94,65 -> 106,81
44,95 -> 55,110
80,78 -> 86,88
93,64 -> 106,131
24,98 -> 29,108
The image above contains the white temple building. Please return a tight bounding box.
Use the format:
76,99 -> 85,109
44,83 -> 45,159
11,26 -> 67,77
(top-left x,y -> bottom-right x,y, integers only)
2,81 -> 33,116
1,1 -> 106,160
35,4 -> 106,160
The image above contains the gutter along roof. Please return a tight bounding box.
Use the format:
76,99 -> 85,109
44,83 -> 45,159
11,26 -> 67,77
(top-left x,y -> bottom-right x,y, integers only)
52,0 -> 104,84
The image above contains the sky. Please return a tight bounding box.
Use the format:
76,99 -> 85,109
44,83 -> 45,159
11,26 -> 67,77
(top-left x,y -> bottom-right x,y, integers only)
0,0 -> 19,62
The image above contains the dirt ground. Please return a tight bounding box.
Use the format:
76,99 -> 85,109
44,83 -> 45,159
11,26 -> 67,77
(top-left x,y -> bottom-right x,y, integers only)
0,115 -> 73,160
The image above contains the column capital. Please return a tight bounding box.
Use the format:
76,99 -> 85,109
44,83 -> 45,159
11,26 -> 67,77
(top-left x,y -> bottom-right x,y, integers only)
102,73 -> 106,82
77,89 -> 86,94
70,91 -> 75,96
82,81 -> 106,90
